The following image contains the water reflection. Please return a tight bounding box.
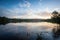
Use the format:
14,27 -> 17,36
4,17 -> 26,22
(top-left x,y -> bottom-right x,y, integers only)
52,24 -> 60,40
0,22 -> 60,40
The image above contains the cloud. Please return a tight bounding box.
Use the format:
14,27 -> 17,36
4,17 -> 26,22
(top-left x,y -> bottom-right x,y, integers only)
45,7 -> 60,12
19,1 -> 31,8
38,0 -> 42,6
0,0 -> 51,19
53,8 -> 60,12
0,2 -> 32,18
39,0 -> 42,2
0,8 -> 11,17
43,7 -> 60,13
0,6 -> 51,19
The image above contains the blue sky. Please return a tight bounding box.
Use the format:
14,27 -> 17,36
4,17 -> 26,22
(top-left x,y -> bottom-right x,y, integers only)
0,0 -> 60,19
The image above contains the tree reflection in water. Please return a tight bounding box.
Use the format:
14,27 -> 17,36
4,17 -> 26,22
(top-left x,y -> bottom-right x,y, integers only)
52,24 -> 60,40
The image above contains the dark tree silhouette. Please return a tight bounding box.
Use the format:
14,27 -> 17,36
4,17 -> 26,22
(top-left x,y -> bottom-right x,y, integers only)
52,11 -> 59,19
51,11 -> 60,23
0,16 -> 9,25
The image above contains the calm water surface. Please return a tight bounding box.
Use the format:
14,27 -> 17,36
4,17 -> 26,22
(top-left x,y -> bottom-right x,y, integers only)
0,22 -> 60,40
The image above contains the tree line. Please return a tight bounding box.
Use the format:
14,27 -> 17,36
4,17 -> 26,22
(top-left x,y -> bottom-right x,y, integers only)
0,11 -> 60,24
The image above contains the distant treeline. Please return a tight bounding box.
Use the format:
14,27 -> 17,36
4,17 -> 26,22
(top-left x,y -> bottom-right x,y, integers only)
0,11 -> 60,24
0,16 -> 46,23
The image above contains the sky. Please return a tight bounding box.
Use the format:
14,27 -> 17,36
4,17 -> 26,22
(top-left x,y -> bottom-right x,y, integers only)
0,0 -> 60,19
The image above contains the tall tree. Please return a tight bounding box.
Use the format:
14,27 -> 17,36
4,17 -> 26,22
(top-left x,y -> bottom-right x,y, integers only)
52,11 -> 59,19
51,11 -> 60,23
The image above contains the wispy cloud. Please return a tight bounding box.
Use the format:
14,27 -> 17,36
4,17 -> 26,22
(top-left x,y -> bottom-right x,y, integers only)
19,1 -> 31,8
1,0 -> 60,19
39,0 -> 42,2
0,6 -> 51,19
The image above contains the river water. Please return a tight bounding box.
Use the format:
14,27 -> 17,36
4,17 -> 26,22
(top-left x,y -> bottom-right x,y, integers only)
0,22 -> 60,40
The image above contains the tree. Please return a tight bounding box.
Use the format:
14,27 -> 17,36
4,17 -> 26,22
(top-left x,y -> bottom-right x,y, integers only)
52,11 -> 59,19
51,11 -> 60,23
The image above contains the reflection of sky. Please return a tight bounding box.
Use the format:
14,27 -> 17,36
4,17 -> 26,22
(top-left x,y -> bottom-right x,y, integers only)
0,0 -> 60,19
0,22 -> 57,33
0,22 -> 59,40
